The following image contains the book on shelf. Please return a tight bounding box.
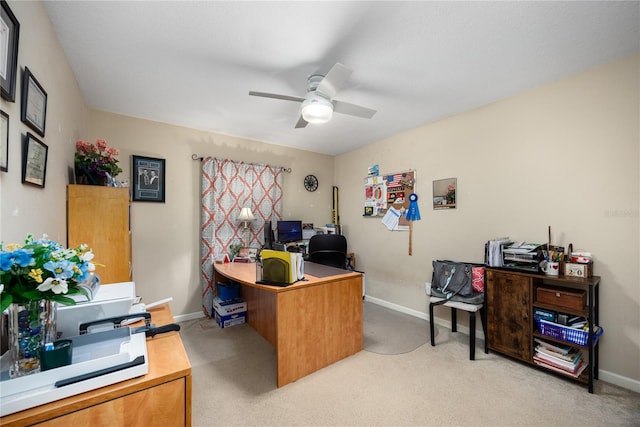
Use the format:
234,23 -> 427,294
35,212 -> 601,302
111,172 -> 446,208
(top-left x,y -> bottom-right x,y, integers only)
535,345 -> 581,363
534,358 -> 588,379
534,352 -> 582,372
534,338 -> 572,355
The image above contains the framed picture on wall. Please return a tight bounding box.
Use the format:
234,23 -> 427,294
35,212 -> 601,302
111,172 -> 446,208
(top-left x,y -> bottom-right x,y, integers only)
21,67 -> 47,137
132,155 -> 166,202
433,177 -> 456,209
1,109 -> 8,172
22,132 -> 48,188
1,0 -> 20,102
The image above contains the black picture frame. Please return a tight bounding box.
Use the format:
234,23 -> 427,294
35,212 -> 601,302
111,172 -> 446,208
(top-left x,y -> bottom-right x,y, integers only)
132,155 -> 165,202
0,109 -> 8,171
0,0 -> 19,102
21,67 -> 47,137
22,132 -> 48,188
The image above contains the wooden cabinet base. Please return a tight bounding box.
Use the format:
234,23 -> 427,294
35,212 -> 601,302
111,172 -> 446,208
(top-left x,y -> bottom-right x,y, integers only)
486,268 -> 600,393
38,378 -> 189,426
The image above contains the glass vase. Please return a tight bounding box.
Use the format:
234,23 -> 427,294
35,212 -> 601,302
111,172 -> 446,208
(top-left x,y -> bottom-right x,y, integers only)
7,300 -> 57,378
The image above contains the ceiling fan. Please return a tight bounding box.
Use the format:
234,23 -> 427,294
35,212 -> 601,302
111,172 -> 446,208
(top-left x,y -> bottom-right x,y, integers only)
249,63 -> 376,128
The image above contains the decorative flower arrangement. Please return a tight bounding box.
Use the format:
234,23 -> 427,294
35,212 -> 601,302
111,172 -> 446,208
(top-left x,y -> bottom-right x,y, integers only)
75,138 -> 123,178
446,183 -> 456,204
0,234 -> 96,312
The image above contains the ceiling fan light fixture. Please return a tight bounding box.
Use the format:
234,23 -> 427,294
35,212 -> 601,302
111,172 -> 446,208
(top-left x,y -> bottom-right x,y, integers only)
301,94 -> 333,124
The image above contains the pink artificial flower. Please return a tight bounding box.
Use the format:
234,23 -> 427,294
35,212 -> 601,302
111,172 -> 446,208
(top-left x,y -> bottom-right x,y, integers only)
95,139 -> 108,151
105,146 -> 120,157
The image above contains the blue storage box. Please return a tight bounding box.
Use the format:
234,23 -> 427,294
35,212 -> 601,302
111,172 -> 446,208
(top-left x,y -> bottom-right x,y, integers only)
216,281 -> 240,300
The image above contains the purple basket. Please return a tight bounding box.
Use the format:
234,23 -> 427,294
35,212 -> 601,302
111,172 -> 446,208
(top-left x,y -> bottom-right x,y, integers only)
536,318 -> 603,346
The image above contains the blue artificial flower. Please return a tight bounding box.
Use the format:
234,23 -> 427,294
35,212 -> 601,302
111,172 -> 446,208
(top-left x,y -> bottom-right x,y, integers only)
43,260 -> 75,280
12,249 -> 35,268
0,252 -> 13,270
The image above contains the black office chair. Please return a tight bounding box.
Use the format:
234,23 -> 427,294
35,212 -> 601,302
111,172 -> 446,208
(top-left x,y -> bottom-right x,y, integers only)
308,234 -> 348,269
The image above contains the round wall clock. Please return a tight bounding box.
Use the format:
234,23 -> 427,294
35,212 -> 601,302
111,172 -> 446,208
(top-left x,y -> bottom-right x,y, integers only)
304,174 -> 318,192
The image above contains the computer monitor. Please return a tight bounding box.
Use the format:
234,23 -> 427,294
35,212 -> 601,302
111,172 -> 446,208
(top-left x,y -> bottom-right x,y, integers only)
277,220 -> 303,244
263,221 -> 275,250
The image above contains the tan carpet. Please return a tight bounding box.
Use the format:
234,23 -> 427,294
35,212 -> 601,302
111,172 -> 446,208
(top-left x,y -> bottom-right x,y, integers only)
179,304 -> 640,427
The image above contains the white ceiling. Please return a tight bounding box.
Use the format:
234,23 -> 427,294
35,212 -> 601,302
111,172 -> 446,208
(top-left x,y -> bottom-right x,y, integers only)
43,1 -> 639,156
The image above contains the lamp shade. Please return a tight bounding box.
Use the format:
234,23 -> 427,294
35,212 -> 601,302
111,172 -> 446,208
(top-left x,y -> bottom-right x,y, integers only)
238,207 -> 256,222
301,93 -> 333,124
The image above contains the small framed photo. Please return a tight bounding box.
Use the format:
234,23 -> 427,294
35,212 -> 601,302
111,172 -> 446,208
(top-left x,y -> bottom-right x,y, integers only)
132,155 -> 165,202
1,109 -> 8,172
433,177 -> 457,210
22,132 -> 48,188
21,67 -> 47,137
1,0 -> 20,102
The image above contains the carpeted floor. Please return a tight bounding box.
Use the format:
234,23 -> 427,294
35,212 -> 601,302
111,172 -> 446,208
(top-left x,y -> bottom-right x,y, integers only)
363,301 -> 430,354
179,302 -> 640,427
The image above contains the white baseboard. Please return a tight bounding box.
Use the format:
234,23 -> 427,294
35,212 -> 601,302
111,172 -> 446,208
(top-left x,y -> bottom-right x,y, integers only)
364,295 -> 640,394
174,311 -> 206,323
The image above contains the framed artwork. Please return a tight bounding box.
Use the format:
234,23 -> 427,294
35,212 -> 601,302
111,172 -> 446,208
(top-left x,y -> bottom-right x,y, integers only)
132,155 -> 166,202
0,0 -> 19,102
22,132 -> 48,188
21,67 -> 47,137
0,109 -> 7,171
433,177 -> 456,210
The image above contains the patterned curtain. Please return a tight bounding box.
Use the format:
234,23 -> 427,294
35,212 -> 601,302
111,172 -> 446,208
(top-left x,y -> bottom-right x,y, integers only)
200,157 -> 284,317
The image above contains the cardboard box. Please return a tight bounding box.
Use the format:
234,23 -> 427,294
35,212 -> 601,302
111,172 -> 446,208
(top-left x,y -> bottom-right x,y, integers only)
562,262 -> 593,278
213,297 -> 247,329
536,287 -> 586,311
213,297 -> 247,315
214,310 -> 246,329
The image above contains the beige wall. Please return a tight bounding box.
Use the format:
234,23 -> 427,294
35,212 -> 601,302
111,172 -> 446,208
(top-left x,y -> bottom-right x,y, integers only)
0,1 -> 86,244
336,54 -> 640,388
85,110 -> 334,317
2,1 -> 638,391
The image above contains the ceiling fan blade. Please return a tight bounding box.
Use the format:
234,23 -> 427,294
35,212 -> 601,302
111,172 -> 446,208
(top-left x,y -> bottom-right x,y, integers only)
295,115 -> 308,128
249,91 -> 305,103
315,63 -> 352,99
333,100 -> 376,119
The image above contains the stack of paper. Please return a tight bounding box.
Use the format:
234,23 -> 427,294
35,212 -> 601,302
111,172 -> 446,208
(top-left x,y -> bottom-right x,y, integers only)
486,237 -> 511,267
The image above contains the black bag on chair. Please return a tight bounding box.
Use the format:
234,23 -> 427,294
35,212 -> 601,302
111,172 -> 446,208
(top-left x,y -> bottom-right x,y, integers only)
431,260 -> 483,304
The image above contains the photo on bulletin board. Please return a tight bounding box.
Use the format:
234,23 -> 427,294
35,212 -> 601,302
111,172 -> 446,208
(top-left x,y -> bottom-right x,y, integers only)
433,177 -> 456,209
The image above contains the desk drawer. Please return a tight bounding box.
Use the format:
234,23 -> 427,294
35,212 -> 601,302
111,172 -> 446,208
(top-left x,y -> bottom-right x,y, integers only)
536,286 -> 585,311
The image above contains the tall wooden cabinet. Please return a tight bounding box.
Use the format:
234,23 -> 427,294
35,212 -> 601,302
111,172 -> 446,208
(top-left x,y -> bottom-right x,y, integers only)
486,268 -> 601,393
67,185 -> 132,284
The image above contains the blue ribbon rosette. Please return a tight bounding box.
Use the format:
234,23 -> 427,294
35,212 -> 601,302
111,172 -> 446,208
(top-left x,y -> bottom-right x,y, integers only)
405,193 -> 421,221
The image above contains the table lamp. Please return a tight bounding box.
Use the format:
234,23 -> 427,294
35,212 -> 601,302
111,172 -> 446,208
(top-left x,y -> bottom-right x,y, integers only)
238,207 -> 256,248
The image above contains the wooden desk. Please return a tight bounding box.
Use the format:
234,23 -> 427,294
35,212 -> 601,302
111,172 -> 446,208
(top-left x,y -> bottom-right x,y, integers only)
1,304 -> 192,426
214,262 -> 363,387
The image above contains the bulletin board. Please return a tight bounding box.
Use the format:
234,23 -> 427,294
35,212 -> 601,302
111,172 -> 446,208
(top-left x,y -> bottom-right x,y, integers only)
363,170 -> 415,229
